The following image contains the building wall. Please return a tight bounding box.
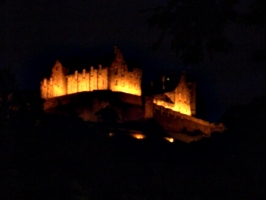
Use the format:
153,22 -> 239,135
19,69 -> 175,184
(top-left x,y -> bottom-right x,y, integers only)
40,47 -> 142,99
108,47 -> 141,96
153,73 -> 192,116
153,104 -> 224,135
40,60 -> 67,99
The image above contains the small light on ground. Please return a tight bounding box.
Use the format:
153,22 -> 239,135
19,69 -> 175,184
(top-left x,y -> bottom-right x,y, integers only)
109,133 -> 114,137
131,133 -> 146,139
164,137 -> 174,143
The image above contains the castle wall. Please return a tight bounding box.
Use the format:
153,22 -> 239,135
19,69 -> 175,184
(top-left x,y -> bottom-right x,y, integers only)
153,104 -> 220,135
67,71 -> 89,94
41,47 -> 142,99
97,66 -> 108,90
153,74 -> 191,116
41,61 -> 68,98
144,96 -> 153,119
77,70 -> 89,92
108,62 -> 142,96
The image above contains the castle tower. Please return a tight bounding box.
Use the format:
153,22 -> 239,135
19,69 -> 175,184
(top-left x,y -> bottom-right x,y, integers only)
109,46 -> 127,92
50,60 -> 67,97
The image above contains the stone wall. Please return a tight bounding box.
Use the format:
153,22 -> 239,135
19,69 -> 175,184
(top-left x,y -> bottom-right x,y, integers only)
41,47 -> 142,99
153,104 -> 224,135
153,72 -> 192,116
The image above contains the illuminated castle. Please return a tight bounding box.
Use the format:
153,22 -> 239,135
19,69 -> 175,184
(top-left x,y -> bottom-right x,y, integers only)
41,46 -> 224,142
151,71 -> 196,116
41,46 -> 142,99
41,46 -> 196,117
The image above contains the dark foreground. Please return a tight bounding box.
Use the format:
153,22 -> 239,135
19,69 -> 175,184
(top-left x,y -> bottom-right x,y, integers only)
1,111 -> 266,200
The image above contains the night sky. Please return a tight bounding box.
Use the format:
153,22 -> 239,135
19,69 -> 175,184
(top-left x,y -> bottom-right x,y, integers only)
1,0 -> 266,122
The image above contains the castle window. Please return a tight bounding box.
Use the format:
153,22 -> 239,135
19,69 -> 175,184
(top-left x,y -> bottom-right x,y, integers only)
122,81 -> 124,87
115,67 -> 118,75
102,79 -> 105,86
115,79 -> 118,85
121,68 -> 124,76
135,73 -> 138,78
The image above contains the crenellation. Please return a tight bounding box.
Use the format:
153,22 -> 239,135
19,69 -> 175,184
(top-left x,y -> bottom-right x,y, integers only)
41,46 -> 142,100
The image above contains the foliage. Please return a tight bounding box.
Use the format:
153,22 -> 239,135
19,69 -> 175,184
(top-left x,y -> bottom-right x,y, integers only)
146,0 -> 238,65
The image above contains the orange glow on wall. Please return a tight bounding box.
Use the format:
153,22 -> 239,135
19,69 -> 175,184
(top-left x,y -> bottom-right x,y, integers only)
41,60 -> 141,98
41,47 -> 142,99
154,99 -> 191,116
152,73 -> 193,116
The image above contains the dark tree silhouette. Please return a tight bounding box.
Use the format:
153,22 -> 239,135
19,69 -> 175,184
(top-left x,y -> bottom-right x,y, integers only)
145,0 -> 238,65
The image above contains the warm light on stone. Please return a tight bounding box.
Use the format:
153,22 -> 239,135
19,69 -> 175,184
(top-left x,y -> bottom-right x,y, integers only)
154,99 -> 191,116
40,47 -> 142,99
41,47 -> 225,142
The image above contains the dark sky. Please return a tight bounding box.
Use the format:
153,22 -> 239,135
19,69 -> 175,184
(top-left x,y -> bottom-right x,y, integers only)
1,0 -> 266,122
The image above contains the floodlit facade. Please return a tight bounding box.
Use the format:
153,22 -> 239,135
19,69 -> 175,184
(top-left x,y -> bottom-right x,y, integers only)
41,46 -> 225,141
41,46 -> 196,117
40,46 -> 142,99
152,72 -> 196,116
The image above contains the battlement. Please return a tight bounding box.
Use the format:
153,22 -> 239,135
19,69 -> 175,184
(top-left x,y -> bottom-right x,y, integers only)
41,47 -> 142,99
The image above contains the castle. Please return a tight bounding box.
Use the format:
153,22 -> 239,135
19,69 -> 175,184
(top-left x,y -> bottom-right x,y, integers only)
41,46 -> 141,99
41,46 -> 224,142
41,46 -> 196,117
